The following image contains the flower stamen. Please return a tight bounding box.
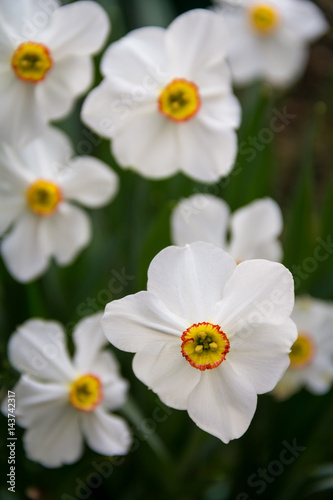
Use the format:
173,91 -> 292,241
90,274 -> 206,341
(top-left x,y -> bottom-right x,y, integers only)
181,322 -> 230,371
11,42 -> 53,83
158,78 -> 201,122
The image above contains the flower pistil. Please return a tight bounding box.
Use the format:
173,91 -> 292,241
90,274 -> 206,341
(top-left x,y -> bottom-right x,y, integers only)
26,179 -> 63,216
158,78 -> 201,122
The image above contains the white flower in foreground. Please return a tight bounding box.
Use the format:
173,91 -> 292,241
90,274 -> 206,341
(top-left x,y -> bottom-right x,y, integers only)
102,242 -> 296,443
171,194 -> 283,262
0,0 -> 110,146
274,296 -> 333,399
82,9 -> 241,183
4,313 -> 131,467
0,127 -> 119,282
217,0 -> 328,87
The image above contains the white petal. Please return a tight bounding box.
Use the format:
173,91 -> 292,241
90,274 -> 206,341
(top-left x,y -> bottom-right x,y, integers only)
260,29 -> 308,87
43,1 -> 110,58
102,291 -> 186,352
178,120 -> 238,183
13,375 -> 69,427
133,339 -> 201,410
0,76 -> 44,147
0,193 -> 25,235
81,407 -> 131,456
147,242 -> 237,324
0,141 -> 34,189
0,0 -> 59,38
228,198 -> 283,262
20,126 -> 73,178
194,59 -> 232,99
24,405 -> 83,467
187,362 -> 257,443
212,260 -> 295,334
102,372 -> 129,412
112,111 -> 179,179
35,57 -> 93,121
60,156 -> 119,208
73,312 -> 107,372
81,77 -> 158,139
8,318 -> 76,382
166,9 -> 228,77
224,13 -> 263,86
228,319 -> 297,394
170,194 -> 230,248
42,202 -> 91,266
199,93 -> 241,131
1,212 -> 51,282
284,0 -> 328,42
101,26 -> 167,83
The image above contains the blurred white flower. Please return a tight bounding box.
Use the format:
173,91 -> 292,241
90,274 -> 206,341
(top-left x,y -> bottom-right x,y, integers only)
0,127 -> 119,282
171,194 -> 283,262
274,296 -> 333,399
217,0 -> 328,87
82,9 -> 241,183
102,242 -> 296,443
0,0 -> 110,146
4,313 -> 131,468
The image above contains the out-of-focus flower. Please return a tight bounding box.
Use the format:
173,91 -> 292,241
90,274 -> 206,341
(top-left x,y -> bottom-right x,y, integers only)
0,0 -> 110,146
274,297 -> 333,399
171,194 -> 283,262
4,313 -> 131,468
82,9 -> 241,183
102,242 -> 296,443
216,0 -> 328,87
0,126 -> 119,282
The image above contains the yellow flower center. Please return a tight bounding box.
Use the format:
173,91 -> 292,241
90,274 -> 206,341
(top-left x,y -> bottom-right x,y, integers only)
26,179 -> 63,216
248,3 -> 280,35
11,42 -> 52,83
181,322 -> 230,371
70,374 -> 103,412
289,333 -> 316,370
158,79 -> 201,122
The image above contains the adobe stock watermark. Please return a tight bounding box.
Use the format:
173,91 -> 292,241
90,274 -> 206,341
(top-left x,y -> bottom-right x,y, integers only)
292,235 -> 333,290
236,438 -> 306,499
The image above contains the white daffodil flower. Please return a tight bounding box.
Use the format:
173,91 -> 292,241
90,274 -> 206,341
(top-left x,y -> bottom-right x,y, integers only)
274,296 -> 333,399
216,0 -> 328,87
82,9 -> 241,184
102,242 -> 296,443
0,126 -> 119,282
4,313 -> 131,468
171,194 -> 283,263
0,0 -> 110,146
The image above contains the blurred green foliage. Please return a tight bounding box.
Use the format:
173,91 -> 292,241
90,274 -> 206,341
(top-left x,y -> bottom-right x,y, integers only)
1,1 -> 333,500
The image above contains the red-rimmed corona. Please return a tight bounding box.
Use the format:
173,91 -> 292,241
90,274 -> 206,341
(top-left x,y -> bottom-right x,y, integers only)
181,322 -> 230,371
70,374 -> 103,412
11,42 -> 53,83
158,78 -> 201,123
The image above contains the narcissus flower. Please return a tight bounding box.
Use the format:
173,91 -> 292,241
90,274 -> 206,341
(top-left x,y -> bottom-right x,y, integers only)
4,313 -> 131,467
217,0 -> 328,87
102,242 -> 296,443
171,194 -> 283,262
274,297 -> 333,399
0,0 -> 110,145
0,127 -> 118,282
82,9 -> 241,183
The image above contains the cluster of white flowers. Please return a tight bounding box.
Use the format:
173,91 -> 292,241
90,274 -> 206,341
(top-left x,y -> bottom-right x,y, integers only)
1,0 -> 332,470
